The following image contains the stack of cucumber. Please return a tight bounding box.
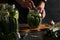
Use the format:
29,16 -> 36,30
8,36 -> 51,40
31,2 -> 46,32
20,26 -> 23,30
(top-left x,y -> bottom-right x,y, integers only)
0,3 -> 19,40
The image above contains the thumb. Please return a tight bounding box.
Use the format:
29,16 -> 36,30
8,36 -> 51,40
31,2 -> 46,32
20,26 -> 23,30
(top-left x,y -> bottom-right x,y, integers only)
41,10 -> 46,19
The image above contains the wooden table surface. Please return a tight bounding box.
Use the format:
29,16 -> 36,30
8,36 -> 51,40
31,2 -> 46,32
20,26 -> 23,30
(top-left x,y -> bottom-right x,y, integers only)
19,24 -> 51,33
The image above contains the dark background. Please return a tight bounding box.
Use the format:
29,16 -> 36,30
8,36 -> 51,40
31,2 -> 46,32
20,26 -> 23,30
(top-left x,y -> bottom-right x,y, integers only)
42,0 -> 60,24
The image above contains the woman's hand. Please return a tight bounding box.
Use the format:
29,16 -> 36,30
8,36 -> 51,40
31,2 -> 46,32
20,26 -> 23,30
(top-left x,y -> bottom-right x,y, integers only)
16,0 -> 46,18
37,1 -> 46,19
16,0 -> 34,9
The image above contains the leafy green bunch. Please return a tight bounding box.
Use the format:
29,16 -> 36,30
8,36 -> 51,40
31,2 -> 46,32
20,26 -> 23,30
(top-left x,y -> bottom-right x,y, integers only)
45,22 -> 60,38
27,7 -> 42,29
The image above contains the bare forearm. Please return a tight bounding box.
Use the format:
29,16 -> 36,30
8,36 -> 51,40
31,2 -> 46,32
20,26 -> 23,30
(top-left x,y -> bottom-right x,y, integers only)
16,0 -> 34,9
16,0 -> 25,6
39,0 -> 47,6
